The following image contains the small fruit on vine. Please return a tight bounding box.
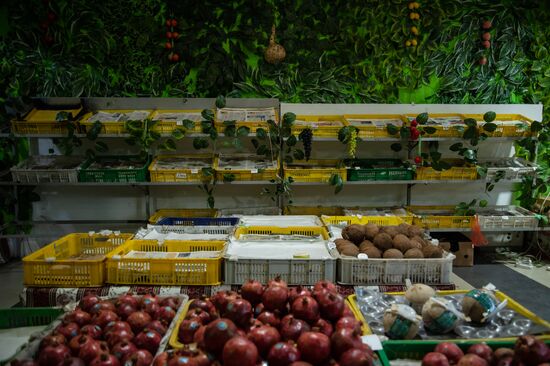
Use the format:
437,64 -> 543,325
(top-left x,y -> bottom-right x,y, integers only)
166,32 -> 172,39
171,53 -> 180,62
40,21 -> 50,30
410,119 -> 418,127
166,19 -> 171,27
482,32 -> 491,41
171,19 -> 178,27
411,26 -> 419,35
482,20 -> 492,29
42,34 -> 54,45
47,12 -> 57,22
411,39 -> 418,46
479,57 -> 487,65
414,156 -> 422,164
172,32 -> 179,39
409,13 -> 417,20
165,42 -> 172,49
414,2 -> 420,8
405,40 -> 412,47
482,40 -> 491,48
408,2 -> 415,9
410,127 -> 420,140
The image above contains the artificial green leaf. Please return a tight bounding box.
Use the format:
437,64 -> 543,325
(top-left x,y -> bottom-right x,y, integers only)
223,120 -> 236,127
390,143 -> 402,152
477,165 -> 488,178
400,127 -> 411,139
430,151 -> 442,161
293,149 -> 305,160
287,135 -> 297,146
95,141 -> 108,152
464,118 -> 477,128
423,126 -> 437,134
284,155 -> 293,164
87,121 -> 102,140
282,112 -> 296,125
160,139 -> 176,151
202,167 -> 214,177
224,125 -> 236,137
416,113 -> 429,124
483,111 -> 496,123
171,128 -> 186,139
482,122 -> 497,132
531,121 -> 543,133
251,139 -> 259,149
201,109 -> 214,121
215,95 -> 226,108
257,145 -> 268,155
207,196 -> 215,209
237,126 -> 250,136
56,111 -> 72,122
256,128 -> 267,140
386,124 -> 399,135
479,199 -> 488,207
463,149 -> 476,161
463,127 -> 477,139
181,119 -> 195,130
209,129 -> 218,140
223,173 -> 235,182
193,137 -> 209,149
450,142 -> 463,151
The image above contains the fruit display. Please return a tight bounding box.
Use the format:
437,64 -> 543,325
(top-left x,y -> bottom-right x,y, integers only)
413,337 -> 550,366
10,293 -> 184,366
334,223 -> 443,259
166,278 -> 377,366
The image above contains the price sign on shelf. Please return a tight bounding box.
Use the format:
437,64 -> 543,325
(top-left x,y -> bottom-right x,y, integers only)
175,173 -> 187,179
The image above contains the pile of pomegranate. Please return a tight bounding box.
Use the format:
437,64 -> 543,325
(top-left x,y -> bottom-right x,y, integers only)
155,278 -> 376,366
13,293 -> 182,366
421,336 -> 550,366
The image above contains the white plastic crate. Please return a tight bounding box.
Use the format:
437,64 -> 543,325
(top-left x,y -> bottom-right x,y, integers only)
337,253 -> 454,285
146,224 -> 235,236
481,158 -> 538,180
478,205 -> 539,230
11,156 -> 83,184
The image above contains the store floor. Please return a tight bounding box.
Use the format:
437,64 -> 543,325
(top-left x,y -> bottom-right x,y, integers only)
0,260 -> 548,321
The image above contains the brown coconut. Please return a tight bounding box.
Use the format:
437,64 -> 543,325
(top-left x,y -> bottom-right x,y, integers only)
363,223 -> 380,240
381,226 -> 400,238
362,246 -> 382,258
383,248 -> 404,259
359,240 -> 375,252
407,225 -> 424,238
397,223 -> 411,236
373,233 -> 393,251
404,248 -> 424,258
422,245 -> 443,258
393,234 -> 412,253
409,239 -> 423,250
342,224 -> 366,245
335,238 -> 355,249
340,245 -> 360,257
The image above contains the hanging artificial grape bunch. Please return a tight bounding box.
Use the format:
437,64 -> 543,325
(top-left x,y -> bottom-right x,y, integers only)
298,128 -> 313,161
347,128 -> 358,158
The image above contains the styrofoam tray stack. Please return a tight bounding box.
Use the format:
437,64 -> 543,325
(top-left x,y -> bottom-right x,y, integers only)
226,239 -> 334,260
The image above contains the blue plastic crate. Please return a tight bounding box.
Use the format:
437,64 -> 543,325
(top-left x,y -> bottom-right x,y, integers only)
156,217 -> 240,226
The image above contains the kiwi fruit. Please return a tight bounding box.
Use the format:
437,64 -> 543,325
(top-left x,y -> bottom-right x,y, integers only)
381,226 -> 399,238
373,233 -> 393,251
363,223 -> 379,240
342,224 -> 366,245
397,223 -> 411,236
340,245 -> 360,257
383,248 -> 404,259
362,246 -> 382,258
409,239 -> 423,250
335,238 -> 355,249
407,225 -> 424,238
392,234 -> 411,253
359,240 -> 374,252
422,245 -> 443,258
404,248 -> 424,258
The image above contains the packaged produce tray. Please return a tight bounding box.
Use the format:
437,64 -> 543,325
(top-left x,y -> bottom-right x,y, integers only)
346,159 -> 414,181
480,158 -> 538,180
322,208 -> 414,226
146,224 -> 235,236
237,215 -> 322,227
284,159 -> 347,183
404,114 -> 466,137
10,155 -> 84,184
214,154 -> 279,181
80,109 -> 153,134
224,238 -> 337,285
105,239 -> 226,285
215,107 -> 277,133
342,207 -> 414,225
477,205 -> 539,230
148,208 -> 218,223
415,160 -> 477,180
233,226 -> 329,240
149,154 -> 213,182
292,115 -> 346,137
283,206 -> 345,216
79,155 -> 150,182
11,107 -> 83,134
463,113 -> 533,137
348,289 -> 550,343
23,232 -> 133,287
157,217 -> 239,226
344,114 -> 405,138
151,109 -> 205,133
408,205 -> 473,229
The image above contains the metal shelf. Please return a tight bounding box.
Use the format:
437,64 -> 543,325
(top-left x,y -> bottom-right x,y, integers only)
293,179 -> 522,185
429,227 -> 550,232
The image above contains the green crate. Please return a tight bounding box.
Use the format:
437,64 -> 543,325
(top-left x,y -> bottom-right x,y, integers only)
79,155 -> 150,183
381,340 -> 550,365
346,159 -> 413,181
0,307 -> 63,329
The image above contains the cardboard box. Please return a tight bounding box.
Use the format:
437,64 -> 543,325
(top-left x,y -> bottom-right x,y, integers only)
438,233 -> 474,267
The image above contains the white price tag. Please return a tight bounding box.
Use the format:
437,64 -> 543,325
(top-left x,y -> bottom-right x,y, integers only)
502,216 -> 509,220
250,169 -> 258,174
327,242 -> 336,250
361,335 -> 383,351
191,169 -> 199,174
176,173 -> 187,179
176,121 -> 183,126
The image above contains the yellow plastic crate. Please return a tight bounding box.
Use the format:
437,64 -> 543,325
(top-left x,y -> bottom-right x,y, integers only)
215,107 -> 278,134
343,114 -> 406,138
23,233 -> 132,287
168,300 -> 193,349
346,296 -> 373,335
105,239 -> 225,286
234,226 -> 329,240
283,206 -> 345,216
148,208 -> 218,223
408,205 -> 473,229
149,154 -> 213,182
151,109 -> 205,134
462,113 -> 533,137
404,114 -> 466,138
322,214 -> 411,226
11,108 -> 83,134
292,115 -> 346,137
80,109 -> 153,134
416,159 -> 478,180
284,159 -> 347,183
348,290 -> 550,342
214,155 -> 279,181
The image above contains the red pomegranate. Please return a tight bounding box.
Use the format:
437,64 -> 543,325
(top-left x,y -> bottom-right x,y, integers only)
185,308 -> 211,325
79,340 -> 109,363
116,303 -> 136,320
258,311 -> 281,328
291,296 -> 320,324
188,298 -> 216,315
288,286 -> 312,303
79,295 -> 100,312
312,318 -> 334,337
203,318 -> 238,356
127,311 -> 152,333
422,352 -> 450,366
193,325 -> 206,348
140,294 -> 159,308
122,349 -> 154,366
56,322 -> 80,340
268,342 -> 301,366
457,354 -> 487,366
69,335 -> 94,356
91,301 -> 116,315
268,276 -> 288,289
160,296 -> 181,309
156,306 -> 177,325
339,348 -> 374,366
38,344 -> 71,366
468,344 -> 494,364
167,356 -> 198,366
211,291 -> 240,314
289,363 -> 312,366
222,336 -> 259,366
65,309 -> 92,327
313,280 -> 337,294
317,291 -> 345,321
93,310 -> 119,329
11,359 -> 39,366
335,316 -> 362,333
145,320 -> 168,335
514,336 -> 549,366
331,327 -> 363,358
111,341 -> 138,361
240,280 -> 264,305
254,303 -> 265,317
224,298 -> 252,327
134,330 -> 162,354
63,357 -> 85,366
106,329 -> 134,347
142,301 -> 160,317
342,305 -> 354,318
104,321 -> 132,337
40,333 -> 67,349
153,352 -> 169,366
263,286 -> 288,312
280,315 -> 311,341
435,342 -> 464,364
115,294 -> 138,309
90,353 -> 120,366
297,331 -> 331,364
248,324 -> 281,356
80,324 -> 103,339
178,319 -> 202,343
192,352 -> 212,366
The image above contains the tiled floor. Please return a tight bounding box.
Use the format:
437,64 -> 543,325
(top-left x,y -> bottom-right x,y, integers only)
0,261 -> 24,308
